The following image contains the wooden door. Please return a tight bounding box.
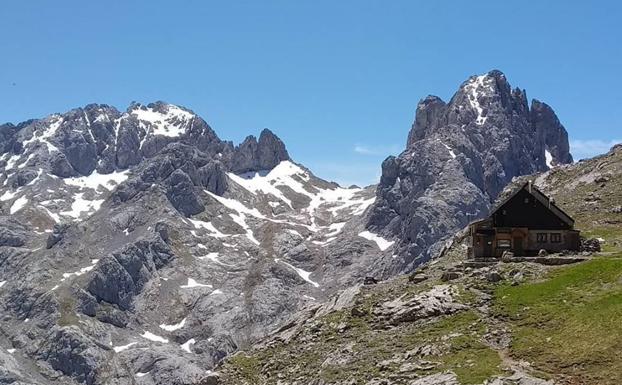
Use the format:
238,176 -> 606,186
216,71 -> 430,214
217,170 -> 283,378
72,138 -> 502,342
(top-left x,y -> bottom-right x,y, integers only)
513,237 -> 524,255
483,236 -> 493,257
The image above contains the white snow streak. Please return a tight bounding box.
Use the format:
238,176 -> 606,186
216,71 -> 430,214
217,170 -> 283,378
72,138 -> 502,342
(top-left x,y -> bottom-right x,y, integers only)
545,149 -> 554,169
464,75 -> 492,125
60,193 -> 104,218
439,140 -> 457,159
0,190 -> 18,201
159,317 -> 187,331
140,331 -> 169,343
227,161 -> 375,229
198,252 -> 234,267
131,104 -> 194,139
22,117 -> 63,153
61,259 -> 99,282
113,342 -> 137,353
64,170 -> 129,191
180,278 -> 212,289
276,259 -> 320,287
188,219 -> 227,238
9,196 -> 28,214
358,231 -> 395,251
180,338 -> 196,353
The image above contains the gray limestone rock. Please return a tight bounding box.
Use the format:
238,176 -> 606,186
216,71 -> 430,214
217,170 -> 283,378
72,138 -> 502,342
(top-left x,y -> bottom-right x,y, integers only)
367,70 -> 573,274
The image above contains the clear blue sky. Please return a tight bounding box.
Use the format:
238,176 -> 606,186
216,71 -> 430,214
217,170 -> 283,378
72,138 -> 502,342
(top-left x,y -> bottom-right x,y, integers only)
1,1 -> 620,186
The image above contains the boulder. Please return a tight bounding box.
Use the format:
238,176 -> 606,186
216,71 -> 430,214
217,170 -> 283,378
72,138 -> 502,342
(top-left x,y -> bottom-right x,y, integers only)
440,271 -> 461,282
486,271 -> 503,283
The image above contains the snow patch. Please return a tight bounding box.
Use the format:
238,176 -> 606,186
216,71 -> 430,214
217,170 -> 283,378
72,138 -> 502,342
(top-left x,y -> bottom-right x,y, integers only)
545,149 -> 554,169
9,196 -> 28,214
358,231 -> 395,251
180,338 -> 196,353
464,75 -> 492,125
180,278 -> 212,289
276,259 -> 320,287
60,193 -> 104,219
188,219 -> 227,238
38,205 -> 62,223
438,140 -> 457,159
61,259 -> 99,282
228,160 -> 375,227
140,331 -> 168,343
0,190 -> 18,201
131,104 -> 194,139
198,252 -> 234,267
64,170 -> 129,191
22,117 -> 63,152
326,222 -> 346,237
159,318 -> 187,331
0,281 -> 6,288
286,229 -> 302,237
113,342 -> 137,353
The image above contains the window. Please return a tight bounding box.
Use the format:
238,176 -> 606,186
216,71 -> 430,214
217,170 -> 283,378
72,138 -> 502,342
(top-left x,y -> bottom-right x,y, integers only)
497,239 -> 511,248
537,233 -> 548,243
551,233 -> 562,243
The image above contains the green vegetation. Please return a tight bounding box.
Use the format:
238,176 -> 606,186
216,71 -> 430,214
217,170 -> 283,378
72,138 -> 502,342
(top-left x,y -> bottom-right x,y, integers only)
57,293 -> 80,327
583,226 -> 622,253
225,354 -> 262,384
222,291 -> 504,385
494,256 -> 622,385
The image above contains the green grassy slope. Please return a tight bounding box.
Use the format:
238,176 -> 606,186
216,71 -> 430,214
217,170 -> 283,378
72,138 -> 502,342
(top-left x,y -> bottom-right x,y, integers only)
494,256 -> 622,384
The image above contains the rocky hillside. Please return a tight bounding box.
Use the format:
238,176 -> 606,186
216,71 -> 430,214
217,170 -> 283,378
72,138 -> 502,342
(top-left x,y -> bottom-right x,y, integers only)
367,70 -> 573,275
218,144 -> 622,385
0,102 -> 384,385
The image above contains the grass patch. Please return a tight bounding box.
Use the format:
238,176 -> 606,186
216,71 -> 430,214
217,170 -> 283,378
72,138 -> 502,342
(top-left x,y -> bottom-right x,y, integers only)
222,307 -> 504,385
494,257 -> 622,384
582,225 -> 622,253
223,354 -> 262,384
57,295 -> 80,327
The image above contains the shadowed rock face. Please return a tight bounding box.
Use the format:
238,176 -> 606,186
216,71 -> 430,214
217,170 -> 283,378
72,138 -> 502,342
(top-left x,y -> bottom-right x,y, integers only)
367,70 -> 573,274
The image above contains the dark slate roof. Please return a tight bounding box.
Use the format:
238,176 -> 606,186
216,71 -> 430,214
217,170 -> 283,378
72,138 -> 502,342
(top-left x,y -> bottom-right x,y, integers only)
489,181 -> 575,227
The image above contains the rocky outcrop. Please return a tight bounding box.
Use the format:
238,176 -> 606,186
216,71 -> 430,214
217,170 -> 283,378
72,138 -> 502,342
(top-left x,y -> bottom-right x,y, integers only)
531,99 -> 573,165
367,70 -> 573,274
230,129 -> 290,173
86,237 -> 174,311
0,218 -> 28,247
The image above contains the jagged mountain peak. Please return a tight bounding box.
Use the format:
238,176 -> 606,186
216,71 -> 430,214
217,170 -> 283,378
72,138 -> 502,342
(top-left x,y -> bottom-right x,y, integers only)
369,70 -> 574,274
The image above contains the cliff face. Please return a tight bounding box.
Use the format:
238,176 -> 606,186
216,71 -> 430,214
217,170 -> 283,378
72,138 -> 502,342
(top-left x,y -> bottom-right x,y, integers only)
367,70 -> 573,274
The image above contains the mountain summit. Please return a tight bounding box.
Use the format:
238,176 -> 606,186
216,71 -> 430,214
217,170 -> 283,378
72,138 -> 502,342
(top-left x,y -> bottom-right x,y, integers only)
366,70 -> 573,273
